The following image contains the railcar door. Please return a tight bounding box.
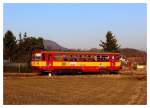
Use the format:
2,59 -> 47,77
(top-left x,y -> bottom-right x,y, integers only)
111,55 -> 116,70
46,53 -> 53,70
111,54 -> 121,71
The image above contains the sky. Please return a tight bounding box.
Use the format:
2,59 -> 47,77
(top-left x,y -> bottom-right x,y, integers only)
3,3 -> 147,50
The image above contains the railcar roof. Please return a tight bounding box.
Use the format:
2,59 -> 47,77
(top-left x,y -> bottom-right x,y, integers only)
40,51 -> 120,54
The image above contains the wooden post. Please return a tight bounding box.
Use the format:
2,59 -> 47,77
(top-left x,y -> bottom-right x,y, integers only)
19,63 -> 21,73
48,73 -> 52,77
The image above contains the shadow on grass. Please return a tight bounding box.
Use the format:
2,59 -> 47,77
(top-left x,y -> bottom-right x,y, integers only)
40,70 -> 120,76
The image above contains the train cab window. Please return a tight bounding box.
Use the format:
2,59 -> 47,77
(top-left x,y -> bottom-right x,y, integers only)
34,53 -> 42,60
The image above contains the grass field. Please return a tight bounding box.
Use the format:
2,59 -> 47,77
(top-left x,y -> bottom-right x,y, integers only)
3,73 -> 147,105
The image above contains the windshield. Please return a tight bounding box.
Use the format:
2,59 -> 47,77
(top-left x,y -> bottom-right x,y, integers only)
33,53 -> 42,60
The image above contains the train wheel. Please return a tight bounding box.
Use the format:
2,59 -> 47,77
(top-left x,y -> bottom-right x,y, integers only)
78,70 -> 82,75
40,71 -> 48,75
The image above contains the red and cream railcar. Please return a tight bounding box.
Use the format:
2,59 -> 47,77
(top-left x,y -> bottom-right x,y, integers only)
31,50 -> 121,74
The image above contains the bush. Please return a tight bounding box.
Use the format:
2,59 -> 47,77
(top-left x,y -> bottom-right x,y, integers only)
4,63 -> 32,73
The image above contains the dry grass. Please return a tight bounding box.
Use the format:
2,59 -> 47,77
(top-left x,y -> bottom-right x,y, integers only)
4,73 -> 147,105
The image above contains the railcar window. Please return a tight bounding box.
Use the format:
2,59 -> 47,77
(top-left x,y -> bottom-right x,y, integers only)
54,54 -> 63,61
69,55 -> 73,61
76,55 -> 80,61
63,54 -> 102,62
64,55 -> 68,61
97,55 -> 101,61
101,56 -> 109,61
68,55 -> 78,61
88,55 -> 91,61
83,55 -> 87,61
64,54 -> 77,61
91,55 -> 96,61
73,55 -> 77,61
77,55 -> 85,61
94,56 -> 97,61
79,55 -> 83,61
81,55 -> 84,61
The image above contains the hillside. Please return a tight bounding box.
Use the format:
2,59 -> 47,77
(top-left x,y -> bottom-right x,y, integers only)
43,40 -> 68,51
43,40 -> 146,58
120,48 -> 146,57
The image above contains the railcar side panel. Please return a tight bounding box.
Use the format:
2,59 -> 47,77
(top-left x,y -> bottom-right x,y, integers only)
31,51 -> 122,73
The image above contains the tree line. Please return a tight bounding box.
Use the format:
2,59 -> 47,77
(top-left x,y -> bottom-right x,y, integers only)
3,30 -> 120,63
4,30 -> 44,63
